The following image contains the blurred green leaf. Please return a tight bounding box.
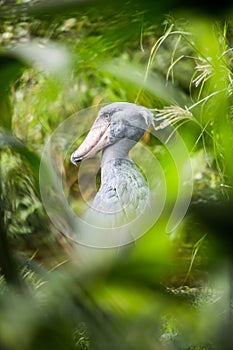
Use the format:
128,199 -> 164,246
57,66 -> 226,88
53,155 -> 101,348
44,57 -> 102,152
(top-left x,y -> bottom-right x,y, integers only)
102,60 -> 190,106
0,132 -> 41,195
0,55 -> 25,130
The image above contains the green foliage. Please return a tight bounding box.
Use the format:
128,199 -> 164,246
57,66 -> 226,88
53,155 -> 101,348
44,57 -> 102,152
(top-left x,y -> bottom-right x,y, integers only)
0,1 -> 233,350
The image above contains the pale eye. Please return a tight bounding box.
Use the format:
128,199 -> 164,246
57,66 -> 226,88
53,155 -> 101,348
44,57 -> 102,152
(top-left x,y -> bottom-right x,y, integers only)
105,113 -> 110,119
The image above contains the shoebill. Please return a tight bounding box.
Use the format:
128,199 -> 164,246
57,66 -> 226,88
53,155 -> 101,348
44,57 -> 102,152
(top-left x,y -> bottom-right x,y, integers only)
71,102 -> 155,258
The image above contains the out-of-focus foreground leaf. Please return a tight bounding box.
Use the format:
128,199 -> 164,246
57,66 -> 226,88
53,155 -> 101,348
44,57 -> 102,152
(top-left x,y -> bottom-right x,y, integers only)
0,55 -> 25,130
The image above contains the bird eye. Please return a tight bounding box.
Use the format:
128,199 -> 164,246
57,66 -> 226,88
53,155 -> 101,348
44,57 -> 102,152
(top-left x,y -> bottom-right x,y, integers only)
105,113 -> 110,119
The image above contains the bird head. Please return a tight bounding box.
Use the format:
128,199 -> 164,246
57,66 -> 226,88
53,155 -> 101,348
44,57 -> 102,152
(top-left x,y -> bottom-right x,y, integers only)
71,102 -> 154,164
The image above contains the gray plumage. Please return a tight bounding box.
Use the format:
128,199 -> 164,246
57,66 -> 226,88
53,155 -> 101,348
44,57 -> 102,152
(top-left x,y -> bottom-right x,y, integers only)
71,102 -> 155,247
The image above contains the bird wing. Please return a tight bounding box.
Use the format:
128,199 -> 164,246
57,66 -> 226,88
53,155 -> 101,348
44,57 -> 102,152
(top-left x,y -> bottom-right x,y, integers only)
86,159 -> 151,227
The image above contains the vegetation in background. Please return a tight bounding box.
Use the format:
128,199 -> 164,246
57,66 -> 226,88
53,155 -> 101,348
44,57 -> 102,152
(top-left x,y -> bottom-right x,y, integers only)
0,0 -> 233,349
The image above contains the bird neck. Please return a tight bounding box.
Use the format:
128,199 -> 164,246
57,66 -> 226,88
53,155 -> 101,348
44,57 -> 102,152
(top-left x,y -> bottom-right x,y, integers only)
101,139 -> 137,166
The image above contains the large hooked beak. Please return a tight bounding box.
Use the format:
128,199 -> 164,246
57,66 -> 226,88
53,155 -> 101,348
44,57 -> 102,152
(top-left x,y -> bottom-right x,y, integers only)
71,120 -> 110,165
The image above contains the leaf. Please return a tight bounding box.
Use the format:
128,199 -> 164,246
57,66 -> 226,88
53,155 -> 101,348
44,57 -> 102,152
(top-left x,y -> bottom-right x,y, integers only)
102,60 -> 187,106
0,132 -> 41,196
11,40 -> 71,76
0,55 -> 26,130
